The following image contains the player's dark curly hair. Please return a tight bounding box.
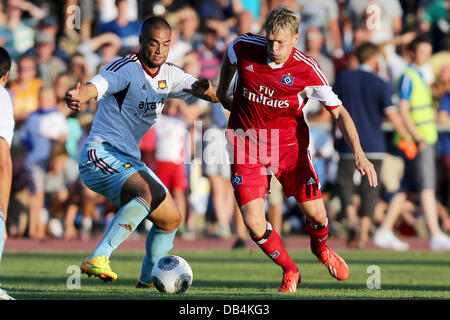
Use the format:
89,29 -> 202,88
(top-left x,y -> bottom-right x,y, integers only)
0,47 -> 11,78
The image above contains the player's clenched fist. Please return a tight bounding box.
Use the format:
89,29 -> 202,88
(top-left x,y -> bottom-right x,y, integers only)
65,82 -> 82,111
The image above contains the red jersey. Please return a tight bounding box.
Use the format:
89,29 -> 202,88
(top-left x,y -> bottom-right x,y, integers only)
227,33 -> 342,149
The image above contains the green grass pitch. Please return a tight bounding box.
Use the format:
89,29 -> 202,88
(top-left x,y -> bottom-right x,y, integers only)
1,248 -> 449,300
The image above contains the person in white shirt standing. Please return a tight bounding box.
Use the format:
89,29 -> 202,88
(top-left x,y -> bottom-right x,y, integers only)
0,46 -> 15,300
65,16 -> 218,286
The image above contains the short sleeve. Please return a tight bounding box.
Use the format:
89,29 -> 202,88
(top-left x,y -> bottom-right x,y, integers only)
168,65 -> 198,105
227,37 -> 240,65
304,86 -> 342,110
87,61 -> 130,101
397,73 -> 413,101
381,81 -> 395,111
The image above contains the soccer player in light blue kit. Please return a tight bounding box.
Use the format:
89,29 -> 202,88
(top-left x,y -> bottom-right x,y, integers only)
65,16 -> 218,286
0,46 -> 15,300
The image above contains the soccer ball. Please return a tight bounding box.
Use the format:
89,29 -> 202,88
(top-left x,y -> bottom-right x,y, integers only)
151,255 -> 193,294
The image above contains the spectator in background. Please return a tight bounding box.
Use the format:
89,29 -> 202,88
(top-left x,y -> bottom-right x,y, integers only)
24,15 -> 71,65
203,101 -> 235,239
429,36 -> 450,98
19,86 -> 68,240
9,55 -> 42,128
0,0 -> 37,62
67,52 -> 93,88
333,42 -> 411,248
198,0 -> 239,32
43,142 -> 79,239
347,0 -> 403,46
305,27 -> 335,85
294,0 -> 343,59
7,144 -> 34,239
153,99 -> 190,234
166,22 -> 192,67
232,10 -> 257,37
197,26 -> 225,81
177,6 -> 203,50
373,35 -> 450,251
98,0 -> 142,55
76,32 -> 122,75
30,32 -> 68,87
237,0 -> 269,32
98,0 -> 138,25
303,27 -> 337,199
437,70 -> 450,228
418,0 -> 449,50
54,72 -> 83,162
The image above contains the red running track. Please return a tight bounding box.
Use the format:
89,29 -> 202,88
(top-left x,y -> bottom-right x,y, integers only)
3,235 -> 431,252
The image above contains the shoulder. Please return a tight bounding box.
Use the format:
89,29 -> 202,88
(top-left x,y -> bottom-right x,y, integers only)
102,54 -> 139,74
293,48 -> 329,86
161,61 -> 195,82
230,33 -> 266,50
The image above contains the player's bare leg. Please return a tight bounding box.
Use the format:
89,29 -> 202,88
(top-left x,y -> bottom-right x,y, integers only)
240,198 -> 300,292
298,199 -> 349,281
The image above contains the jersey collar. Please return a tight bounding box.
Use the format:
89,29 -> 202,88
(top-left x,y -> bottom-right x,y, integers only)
266,47 -> 295,69
137,54 -> 161,78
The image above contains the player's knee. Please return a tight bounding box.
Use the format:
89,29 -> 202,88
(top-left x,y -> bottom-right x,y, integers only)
156,211 -> 182,232
306,207 -> 327,226
243,211 -> 266,236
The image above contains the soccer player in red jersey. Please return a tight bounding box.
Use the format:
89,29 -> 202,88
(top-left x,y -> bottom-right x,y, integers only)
217,7 -> 378,293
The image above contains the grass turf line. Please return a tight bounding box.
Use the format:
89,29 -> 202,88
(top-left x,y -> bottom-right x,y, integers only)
1,249 -> 449,300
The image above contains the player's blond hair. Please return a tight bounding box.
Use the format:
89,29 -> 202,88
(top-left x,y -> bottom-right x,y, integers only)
264,6 -> 301,36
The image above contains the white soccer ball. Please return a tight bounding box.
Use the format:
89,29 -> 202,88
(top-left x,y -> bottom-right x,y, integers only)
151,255 -> 193,294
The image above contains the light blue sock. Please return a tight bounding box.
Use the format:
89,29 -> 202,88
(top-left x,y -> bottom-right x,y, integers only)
139,226 -> 177,284
0,211 -> 5,265
89,197 -> 151,259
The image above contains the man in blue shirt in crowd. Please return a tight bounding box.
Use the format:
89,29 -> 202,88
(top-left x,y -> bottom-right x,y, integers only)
98,0 -> 142,55
333,42 -> 410,248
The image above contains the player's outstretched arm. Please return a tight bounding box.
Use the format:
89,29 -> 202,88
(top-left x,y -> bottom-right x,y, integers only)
65,82 -> 98,111
330,105 -> 378,188
216,49 -> 236,111
183,78 -> 219,103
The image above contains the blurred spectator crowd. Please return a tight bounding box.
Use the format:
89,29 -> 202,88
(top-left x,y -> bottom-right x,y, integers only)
2,0 -> 450,250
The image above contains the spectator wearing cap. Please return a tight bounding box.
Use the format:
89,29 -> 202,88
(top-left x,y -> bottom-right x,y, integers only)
98,0 -> 142,55
27,32 -> 67,87
25,16 -> 72,65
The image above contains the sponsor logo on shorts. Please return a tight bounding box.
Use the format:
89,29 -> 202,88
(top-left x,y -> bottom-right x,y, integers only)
307,177 -> 316,185
123,163 -> 132,169
232,174 -> 243,186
